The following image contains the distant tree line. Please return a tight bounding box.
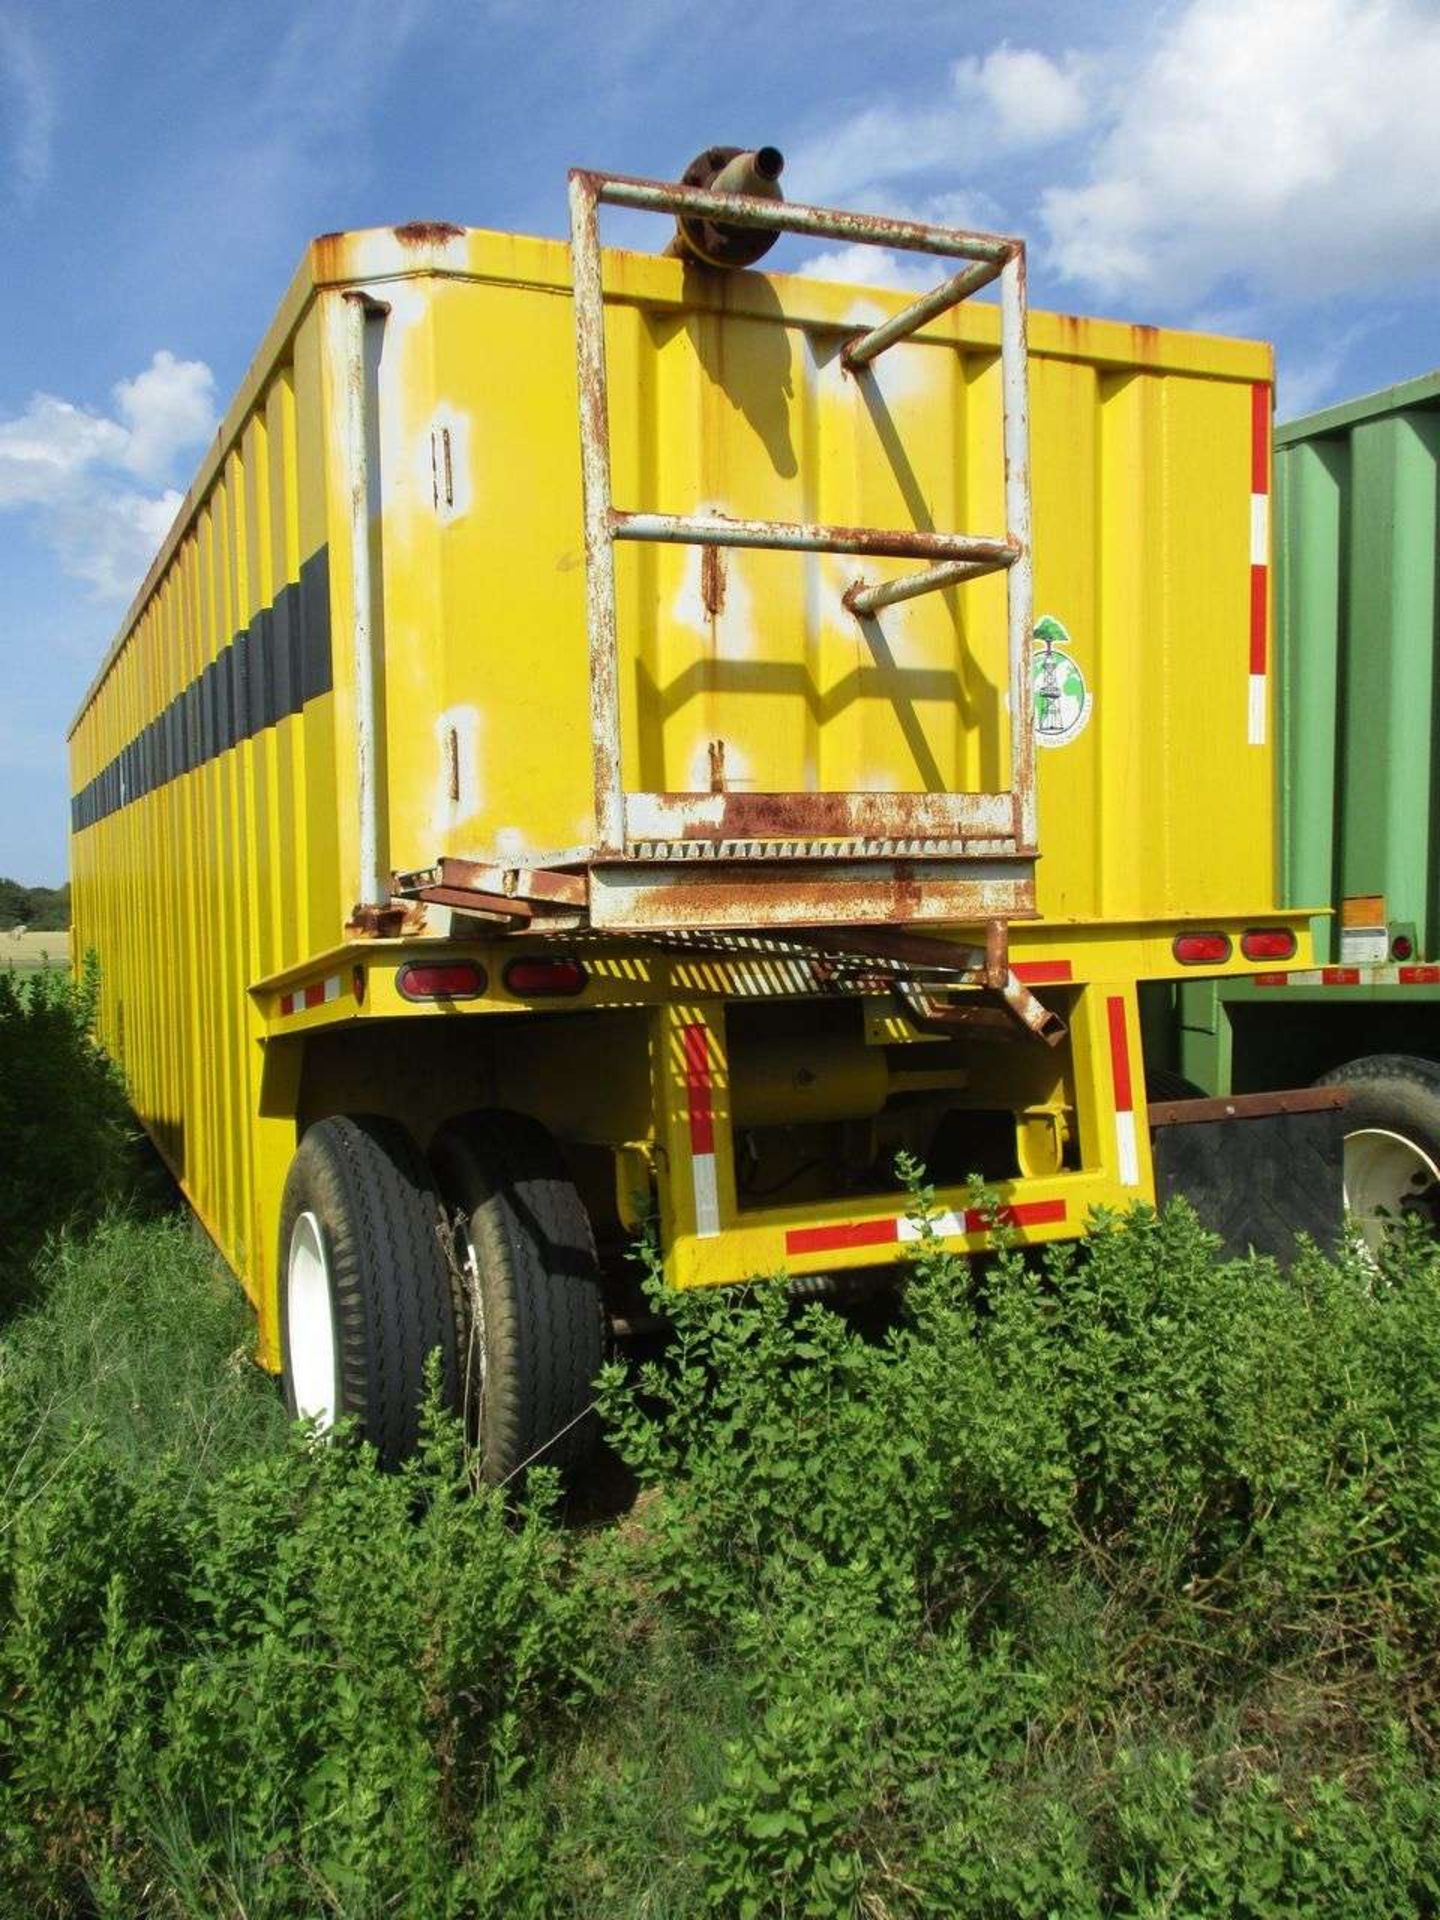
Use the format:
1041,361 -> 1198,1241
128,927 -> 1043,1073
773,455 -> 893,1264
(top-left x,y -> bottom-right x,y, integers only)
0,879 -> 69,932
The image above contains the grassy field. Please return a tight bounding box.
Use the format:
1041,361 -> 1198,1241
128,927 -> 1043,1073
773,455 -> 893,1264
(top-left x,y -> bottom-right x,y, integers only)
2,927 -> 70,972
4,968 -> 1440,1916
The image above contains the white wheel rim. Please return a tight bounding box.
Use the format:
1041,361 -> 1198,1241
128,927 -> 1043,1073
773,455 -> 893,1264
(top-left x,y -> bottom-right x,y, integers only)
287,1210 -> 339,1426
1343,1127 -> 1440,1258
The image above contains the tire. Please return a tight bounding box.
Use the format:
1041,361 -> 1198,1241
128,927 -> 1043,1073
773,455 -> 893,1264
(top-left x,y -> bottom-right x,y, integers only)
429,1109 -> 606,1485
278,1114 -> 459,1465
1316,1054 -> 1440,1255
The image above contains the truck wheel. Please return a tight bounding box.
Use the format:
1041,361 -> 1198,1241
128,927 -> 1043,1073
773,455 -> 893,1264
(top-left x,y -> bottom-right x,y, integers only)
278,1115 -> 459,1465
428,1110 -> 605,1485
1316,1055 -> 1440,1256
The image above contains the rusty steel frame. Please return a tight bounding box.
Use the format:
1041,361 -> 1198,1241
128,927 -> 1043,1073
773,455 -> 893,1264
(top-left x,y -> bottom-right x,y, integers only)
567,167 -> 1036,873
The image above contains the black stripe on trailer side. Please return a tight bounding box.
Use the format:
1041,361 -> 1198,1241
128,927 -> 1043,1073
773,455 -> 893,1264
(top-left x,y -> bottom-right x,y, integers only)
70,547 -> 332,834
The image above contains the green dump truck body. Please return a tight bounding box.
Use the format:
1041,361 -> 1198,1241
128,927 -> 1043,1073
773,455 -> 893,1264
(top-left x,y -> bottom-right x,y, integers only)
1173,370 -> 1440,1243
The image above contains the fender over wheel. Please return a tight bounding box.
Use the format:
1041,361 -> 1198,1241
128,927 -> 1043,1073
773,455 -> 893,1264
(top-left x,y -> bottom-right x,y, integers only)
429,1109 -> 606,1485
278,1114 -> 460,1466
1316,1054 -> 1440,1257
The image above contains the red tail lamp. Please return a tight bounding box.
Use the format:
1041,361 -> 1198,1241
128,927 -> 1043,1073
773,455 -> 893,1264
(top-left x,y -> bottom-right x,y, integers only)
1173,931 -> 1232,965
503,956 -> 588,997
395,960 -> 487,1002
1240,927 -> 1297,962
1392,933 -> 1415,961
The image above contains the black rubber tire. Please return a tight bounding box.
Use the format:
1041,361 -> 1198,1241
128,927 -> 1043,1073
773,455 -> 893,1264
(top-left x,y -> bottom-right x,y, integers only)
1316,1054 -> 1440,1234
278,1114 -> 459,1466
429,1109 -> 606,1485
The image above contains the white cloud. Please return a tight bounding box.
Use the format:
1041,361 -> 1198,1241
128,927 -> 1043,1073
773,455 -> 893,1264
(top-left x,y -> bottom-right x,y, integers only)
787,46 -> 1091,210
953,45 -> 1091,149
0,396 -> 127,508
795,189 -> 1009,291
796,245 -> 940,293
1040,0 -> 1440,305
50,488 -> 184,601
113,351 -> 217,483
0,352 -> 215,600
1275,320 -> 1375,420
0,8 -> 54,200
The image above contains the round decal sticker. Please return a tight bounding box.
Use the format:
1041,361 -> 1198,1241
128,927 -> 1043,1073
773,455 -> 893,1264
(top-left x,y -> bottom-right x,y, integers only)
1030,613 -> 1092,748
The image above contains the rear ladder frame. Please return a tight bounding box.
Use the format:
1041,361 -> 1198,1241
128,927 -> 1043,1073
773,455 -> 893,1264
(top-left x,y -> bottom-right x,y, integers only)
566,169 -> 1036,911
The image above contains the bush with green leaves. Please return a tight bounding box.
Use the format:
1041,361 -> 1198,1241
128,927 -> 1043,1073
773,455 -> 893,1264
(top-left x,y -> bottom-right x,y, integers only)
5,1141 -> 1440,1914
0,955 -> 135,1311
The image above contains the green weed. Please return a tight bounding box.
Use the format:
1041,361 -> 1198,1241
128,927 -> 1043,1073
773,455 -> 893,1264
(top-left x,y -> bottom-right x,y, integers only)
5,963 -> 1440,1913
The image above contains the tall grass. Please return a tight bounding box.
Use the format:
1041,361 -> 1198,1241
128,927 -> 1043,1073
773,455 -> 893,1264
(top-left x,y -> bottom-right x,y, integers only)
4,971 -> 1440,1915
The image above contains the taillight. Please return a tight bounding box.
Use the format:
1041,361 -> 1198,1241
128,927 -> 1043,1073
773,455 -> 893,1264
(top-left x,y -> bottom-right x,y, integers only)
1240,927 -> 1297,962
503,957 -> 587,997
396,960 -> 487,1001
1392,933 -> 1415,960
1173,932 -> 1232,965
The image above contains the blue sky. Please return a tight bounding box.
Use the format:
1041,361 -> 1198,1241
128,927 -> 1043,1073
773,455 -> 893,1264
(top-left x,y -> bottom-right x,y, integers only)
2,0 -> 1438,883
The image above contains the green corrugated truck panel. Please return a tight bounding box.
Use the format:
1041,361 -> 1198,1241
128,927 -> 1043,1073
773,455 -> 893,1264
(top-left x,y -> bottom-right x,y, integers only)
1276,372 -> 1440,961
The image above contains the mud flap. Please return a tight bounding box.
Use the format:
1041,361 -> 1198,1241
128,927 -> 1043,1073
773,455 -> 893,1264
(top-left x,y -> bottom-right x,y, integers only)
1148,1087 -> 1346,1263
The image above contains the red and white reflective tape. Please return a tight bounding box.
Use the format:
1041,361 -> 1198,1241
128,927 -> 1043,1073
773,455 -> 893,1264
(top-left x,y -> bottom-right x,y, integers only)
278,974 -> 344,1017
785,1198 -> 1066,1259
1256,964 -> 1440,989
1107,994 -> 1140,1187
1249,382 -> 1270,747
681,1021 -> 721,1239
1013,958 -> 1073,985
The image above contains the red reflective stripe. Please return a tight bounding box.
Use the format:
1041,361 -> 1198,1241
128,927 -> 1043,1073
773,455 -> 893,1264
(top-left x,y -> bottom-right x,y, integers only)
786,1218 -> 897,1256
1251,382 -> 1270,493
1322,967 -> 1360,986
1400,965 -> 1440,984
994,1199 -> 1068,1229
280,991 -> 296,1015
681,1022 -> 715,1156
1254,973 -> 1289,987
1013,959 -> 1073,984
784,1198 -> 1068,1258
1249,566 -> 1267,675
1106,995 -> 1133,1112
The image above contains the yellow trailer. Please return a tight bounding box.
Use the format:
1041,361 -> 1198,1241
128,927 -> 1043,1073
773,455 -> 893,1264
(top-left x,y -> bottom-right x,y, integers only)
68,152 -> 1327,1475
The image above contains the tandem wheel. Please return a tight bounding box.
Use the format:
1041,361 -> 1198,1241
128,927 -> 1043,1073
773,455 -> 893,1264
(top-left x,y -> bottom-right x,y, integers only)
278,1114 -> 461,1467
1316,1054 -> 1440,1256
428,1108 -> 607,1485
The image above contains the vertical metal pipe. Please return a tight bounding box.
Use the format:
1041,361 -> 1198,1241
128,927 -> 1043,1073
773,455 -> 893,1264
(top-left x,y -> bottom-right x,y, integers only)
568,172 -> 625,855
341,290 -> 387,909
999,246 -> 1036,852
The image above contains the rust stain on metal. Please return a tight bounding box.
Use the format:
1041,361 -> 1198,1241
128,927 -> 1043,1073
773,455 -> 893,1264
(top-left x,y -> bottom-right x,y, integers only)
1149,1086 -> 1347,1128
345,901 -> 415,939
424,856 -> 588,911
700,543 -> 726,617
592,863 -> 1032,932
445,726 -> 460,804
415,886 -> 533,921
707,739 -> 727,793
612,508 -> 1015,566
655,790 -> 988,841
393,221 -> 465,246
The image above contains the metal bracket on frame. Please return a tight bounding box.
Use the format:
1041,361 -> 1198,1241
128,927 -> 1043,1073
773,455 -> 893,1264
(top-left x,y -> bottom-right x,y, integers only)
566,167 -> 1036,866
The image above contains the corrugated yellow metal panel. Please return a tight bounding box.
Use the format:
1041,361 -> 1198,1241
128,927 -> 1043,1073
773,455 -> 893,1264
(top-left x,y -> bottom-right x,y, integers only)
70,297 -> 345,1321
69,215 -> 1278,1341
323,230 -> 1270,927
